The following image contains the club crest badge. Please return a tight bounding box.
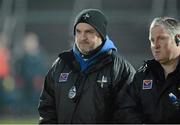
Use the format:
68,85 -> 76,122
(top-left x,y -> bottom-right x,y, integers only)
59,73 -> 69,82
97,75 -> 107,88
68,86 -> 76,99
143,80 -> 153,90
82,13 -> 90,20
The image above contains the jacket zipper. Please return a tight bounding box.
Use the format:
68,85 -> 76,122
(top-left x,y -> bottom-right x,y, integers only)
70,72 -> 87,123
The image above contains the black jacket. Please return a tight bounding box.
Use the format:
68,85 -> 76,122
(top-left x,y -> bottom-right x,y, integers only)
38,49 -> 135,124
121,59 -> 180,123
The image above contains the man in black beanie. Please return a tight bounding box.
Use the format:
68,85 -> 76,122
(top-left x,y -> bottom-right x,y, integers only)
38,8 -> 135,124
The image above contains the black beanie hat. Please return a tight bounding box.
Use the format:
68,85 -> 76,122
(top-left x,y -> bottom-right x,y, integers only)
74,9 -> 107,42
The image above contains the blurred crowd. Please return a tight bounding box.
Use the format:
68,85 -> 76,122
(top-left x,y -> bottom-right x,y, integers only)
0,32 -> 48,117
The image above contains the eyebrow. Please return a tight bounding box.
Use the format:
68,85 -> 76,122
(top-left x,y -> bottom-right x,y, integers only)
76,28 -> 95,32
86,29 -> 96,32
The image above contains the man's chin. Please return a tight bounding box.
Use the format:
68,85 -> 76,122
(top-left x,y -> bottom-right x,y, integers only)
79,48 -> 93,54
155,58 -> 163,63
80,49 -> 90,55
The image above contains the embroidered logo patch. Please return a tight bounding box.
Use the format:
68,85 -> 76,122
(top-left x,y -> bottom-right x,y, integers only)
143,80 -> 153,90
59,73 -> 69,82
82,13 -> 90,20
97,75 -> 107,88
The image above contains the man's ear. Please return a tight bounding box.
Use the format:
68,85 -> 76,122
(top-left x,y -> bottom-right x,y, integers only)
175,34 -> 180,46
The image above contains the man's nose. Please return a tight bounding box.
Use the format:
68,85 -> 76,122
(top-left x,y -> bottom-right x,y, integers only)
154,41 -> 160,49
80,33 -> 87,40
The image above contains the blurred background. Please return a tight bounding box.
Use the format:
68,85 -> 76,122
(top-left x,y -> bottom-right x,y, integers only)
0,0 -> 180,124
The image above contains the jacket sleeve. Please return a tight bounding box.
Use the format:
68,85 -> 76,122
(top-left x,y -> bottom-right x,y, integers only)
110,58 -> 142,123
38,67 -> 57,124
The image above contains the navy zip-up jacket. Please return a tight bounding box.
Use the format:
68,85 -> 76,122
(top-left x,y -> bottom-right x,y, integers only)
120,59 -> 180,123
38,38 -> 135,123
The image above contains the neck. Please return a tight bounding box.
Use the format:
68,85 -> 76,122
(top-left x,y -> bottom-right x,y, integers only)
161,57 -> 179,78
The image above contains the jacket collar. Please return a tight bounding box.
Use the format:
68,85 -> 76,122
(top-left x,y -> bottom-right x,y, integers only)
59,49 -> 113,73
72,35 -> 117,71
145,58 -> 180,80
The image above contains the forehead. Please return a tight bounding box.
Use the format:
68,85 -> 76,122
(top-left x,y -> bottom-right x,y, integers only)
150,25 -> 170,36
76,23 -> 96,31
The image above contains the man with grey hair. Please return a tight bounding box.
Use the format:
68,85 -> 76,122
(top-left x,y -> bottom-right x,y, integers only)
119,17 -> 180,123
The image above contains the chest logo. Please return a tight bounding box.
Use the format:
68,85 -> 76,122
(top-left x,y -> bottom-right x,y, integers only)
83,13 -> 90,20
97,76 -> 107,88
68,86 -> 77,99
143,80 -> 153,90
59,73 -> 69,82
